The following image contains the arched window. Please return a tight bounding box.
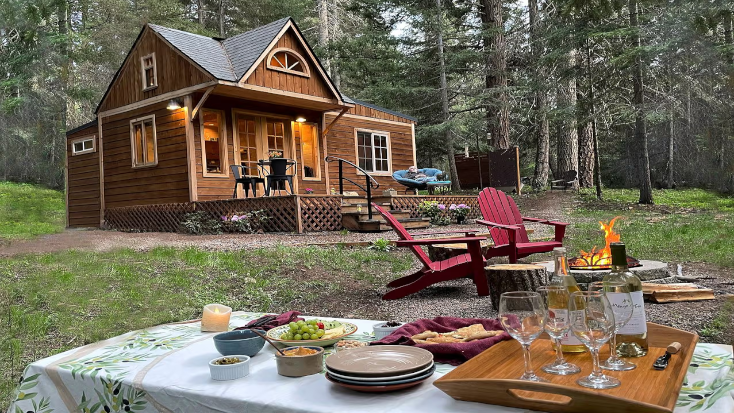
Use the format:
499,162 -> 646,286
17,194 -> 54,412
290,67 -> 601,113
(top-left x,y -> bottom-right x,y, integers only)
267,48 -> 310,77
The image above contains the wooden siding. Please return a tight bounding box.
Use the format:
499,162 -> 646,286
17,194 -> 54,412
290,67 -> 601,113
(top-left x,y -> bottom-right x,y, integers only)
101,101 -> 190,208
324,114 -> 414,192
98,28 -> 213,112
66,125 -> 101,227
244,29 -> 335,100
346,104 -> 415,124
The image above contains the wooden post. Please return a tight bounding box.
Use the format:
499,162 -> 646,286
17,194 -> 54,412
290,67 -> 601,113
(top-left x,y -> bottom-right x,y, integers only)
485,264 -> 547,311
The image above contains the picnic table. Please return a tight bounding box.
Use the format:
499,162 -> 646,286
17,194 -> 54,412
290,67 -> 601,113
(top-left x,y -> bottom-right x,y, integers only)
8,312 -> 734,413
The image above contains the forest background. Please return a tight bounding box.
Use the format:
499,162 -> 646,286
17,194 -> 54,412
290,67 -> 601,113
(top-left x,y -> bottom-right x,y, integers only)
1,0 -> 733,204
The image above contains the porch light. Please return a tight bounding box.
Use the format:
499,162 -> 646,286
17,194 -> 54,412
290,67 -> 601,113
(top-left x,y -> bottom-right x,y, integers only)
167,98 -> 182,110
296,116 -> 307,123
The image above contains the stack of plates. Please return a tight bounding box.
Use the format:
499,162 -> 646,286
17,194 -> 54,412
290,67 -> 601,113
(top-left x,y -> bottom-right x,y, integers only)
324,345 -> 435,392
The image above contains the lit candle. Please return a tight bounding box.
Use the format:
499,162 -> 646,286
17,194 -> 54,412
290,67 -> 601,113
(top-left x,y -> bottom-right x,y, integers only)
201,304 -> 232,332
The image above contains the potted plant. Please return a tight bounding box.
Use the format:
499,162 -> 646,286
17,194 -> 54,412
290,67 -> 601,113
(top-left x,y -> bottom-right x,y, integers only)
305,188 -> 314,194
382,188 -> 397,196
449,204 -> 470,224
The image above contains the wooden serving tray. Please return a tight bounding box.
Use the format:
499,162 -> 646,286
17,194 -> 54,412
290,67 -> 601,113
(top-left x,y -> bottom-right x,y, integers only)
434,323 -> 697,413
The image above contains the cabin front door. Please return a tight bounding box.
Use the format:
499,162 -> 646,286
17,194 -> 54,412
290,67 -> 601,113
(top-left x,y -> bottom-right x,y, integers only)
233,112 -> 294,196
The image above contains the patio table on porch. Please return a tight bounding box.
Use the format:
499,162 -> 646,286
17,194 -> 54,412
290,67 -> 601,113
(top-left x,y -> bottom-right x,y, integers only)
8,312 -> 734,413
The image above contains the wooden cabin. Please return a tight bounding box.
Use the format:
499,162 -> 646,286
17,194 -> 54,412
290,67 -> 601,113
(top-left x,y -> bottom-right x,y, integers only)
65,17 -> 417,228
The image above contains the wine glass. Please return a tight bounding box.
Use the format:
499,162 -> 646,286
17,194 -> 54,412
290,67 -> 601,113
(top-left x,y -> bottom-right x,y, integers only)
589,281 -> 636,371
537,286 -> 581,375
568,291 -> 620,389
499,291 -> 547,382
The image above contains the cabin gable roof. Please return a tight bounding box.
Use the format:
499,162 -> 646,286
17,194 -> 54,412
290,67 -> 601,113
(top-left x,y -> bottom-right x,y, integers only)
223,17 -> 291,80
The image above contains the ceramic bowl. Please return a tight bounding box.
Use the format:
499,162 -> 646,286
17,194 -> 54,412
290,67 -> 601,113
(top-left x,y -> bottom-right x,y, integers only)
373,322 -> 404,340
213,329 -> 266,357
275,346 -> 324,377
209,355 -> 250,381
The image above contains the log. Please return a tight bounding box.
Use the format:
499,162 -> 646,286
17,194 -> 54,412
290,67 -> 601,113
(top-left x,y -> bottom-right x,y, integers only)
642,283 -> 698,296
649,289 -> 715,303
485,264 -> 548,311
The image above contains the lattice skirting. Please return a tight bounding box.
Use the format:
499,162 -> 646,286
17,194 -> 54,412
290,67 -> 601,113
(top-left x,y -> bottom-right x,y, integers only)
299,195 -> 342,232
196,197 -> 299,233
390,195 -> 480,219
104,203 -> 195,233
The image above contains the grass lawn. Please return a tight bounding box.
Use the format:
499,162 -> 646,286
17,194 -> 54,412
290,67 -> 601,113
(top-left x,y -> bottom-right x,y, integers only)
570,188 -> 734,267
0,246 -> 413,409
0,182 -> 65,240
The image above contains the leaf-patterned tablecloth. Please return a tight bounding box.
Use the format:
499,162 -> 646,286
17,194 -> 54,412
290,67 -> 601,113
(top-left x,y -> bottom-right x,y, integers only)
7,312 -> 734,413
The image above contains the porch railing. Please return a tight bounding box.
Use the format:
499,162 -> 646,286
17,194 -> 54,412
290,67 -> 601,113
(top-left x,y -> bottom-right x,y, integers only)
324,156 -> 380,220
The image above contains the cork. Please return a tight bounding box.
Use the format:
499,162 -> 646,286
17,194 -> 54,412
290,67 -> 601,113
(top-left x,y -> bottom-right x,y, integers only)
667,342 -> 682,354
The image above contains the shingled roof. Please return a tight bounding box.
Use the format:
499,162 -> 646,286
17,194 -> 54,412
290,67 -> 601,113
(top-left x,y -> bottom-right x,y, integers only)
97,18 -> 415,122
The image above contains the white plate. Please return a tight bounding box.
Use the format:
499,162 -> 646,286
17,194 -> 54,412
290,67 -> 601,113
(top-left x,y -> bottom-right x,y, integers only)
326,361 -> 434,382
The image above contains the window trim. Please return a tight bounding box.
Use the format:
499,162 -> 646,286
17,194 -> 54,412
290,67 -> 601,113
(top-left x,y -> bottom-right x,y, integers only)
129,115 -> 158,168
266,48 -> 311,78
200,108 -> 229,178
140,52 -> 158,91
354,128 -> 392,176
297,122 -> 321,181
70,135 -> 97,156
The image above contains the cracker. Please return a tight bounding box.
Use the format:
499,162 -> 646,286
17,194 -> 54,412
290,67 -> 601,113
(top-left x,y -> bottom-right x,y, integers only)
461,330 -> 503,342
455,324 -> 486,338
411,331 -> 439,340
427,335 -> 462,344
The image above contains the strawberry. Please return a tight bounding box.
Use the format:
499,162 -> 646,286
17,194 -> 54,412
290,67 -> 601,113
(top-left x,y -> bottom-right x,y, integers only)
317,322 -> 324,330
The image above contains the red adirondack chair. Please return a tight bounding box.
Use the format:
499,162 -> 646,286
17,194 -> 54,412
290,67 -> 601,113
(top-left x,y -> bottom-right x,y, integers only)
372,203 -> 489,300
477,187 -> 568,263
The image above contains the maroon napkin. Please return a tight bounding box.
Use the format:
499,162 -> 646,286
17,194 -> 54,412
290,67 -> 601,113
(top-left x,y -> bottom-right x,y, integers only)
370,316 -> 511,365
235,311 -> 303,332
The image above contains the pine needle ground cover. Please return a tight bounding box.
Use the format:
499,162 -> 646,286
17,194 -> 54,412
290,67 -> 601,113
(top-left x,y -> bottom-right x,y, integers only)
0,182 -> 65,240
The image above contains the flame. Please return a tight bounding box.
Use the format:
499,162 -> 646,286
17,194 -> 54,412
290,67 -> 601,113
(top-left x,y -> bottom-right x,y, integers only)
569,216 -> 622,269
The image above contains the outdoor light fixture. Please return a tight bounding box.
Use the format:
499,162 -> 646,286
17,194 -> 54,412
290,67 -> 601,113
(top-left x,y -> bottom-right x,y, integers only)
295,116 -> 307,123
167,98 -> 182,110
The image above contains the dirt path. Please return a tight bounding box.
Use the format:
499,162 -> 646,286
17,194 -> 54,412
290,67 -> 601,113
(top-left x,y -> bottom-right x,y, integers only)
0,191 -> 574,257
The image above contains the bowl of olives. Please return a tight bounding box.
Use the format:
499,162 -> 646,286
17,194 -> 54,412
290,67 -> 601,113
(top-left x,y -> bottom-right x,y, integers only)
209,356 -> 250,380
373,321 -> 404,340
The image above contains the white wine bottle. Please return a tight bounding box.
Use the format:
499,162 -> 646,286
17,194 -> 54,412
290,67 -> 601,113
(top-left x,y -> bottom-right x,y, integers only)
604,242 -> 649,357
549,247 -> 586,353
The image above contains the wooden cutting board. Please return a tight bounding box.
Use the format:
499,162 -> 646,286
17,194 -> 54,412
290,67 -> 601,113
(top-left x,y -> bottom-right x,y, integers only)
434,323 -> 697,413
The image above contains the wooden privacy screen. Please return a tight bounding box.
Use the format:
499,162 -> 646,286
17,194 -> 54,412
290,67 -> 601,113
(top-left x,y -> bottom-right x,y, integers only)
455,147 -> 521,193
104,196 -> 342,233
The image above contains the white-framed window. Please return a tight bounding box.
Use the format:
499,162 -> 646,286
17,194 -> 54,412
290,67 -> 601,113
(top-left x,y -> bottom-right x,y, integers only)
130,115 -> 157,168
141,53 -> 158,91
71,136 -> 96,155
356,130 -> 390,174
200,109 -> 228,176
266,48 -> 310,78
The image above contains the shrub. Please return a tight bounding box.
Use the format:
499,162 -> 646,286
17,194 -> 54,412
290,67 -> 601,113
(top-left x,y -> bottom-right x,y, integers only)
180,211 -> 223,235
417,201 -> 451,225
449,204 -> 471,219
181,210 -> 269,235
221,210 -> 269,233
368,238 -> 394,252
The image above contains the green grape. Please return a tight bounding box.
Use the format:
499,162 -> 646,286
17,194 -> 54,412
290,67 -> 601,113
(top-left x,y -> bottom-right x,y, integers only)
300,326 -> 309,334
308,319 -> 318,325
309,328 -> 316,335
294,334 -> 302,340
289,322 -> 298,329
302,333 -> 310,340
280,333 -> 288,339
316,329 -> 324,337
286,333 -> 294,340
289,324 -> 298,333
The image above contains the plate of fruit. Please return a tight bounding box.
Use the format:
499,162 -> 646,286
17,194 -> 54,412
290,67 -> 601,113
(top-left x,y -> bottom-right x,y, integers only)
266,319 -> 358,348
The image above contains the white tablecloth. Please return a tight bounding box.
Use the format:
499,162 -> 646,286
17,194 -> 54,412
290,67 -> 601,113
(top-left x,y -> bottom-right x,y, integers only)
8,312 -> 734,413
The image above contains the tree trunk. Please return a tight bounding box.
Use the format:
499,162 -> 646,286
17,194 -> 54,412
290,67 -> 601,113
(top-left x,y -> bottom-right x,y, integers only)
557,50 -> 578,187
198,0 -> 204,25
330,0 -> 341,89
482,0 -> 510,150
486,264 -> 548,311
666,113 -> 674,189
218,0 -> 225,38
585,41 -> 602,199
630,0 -> 653,204
721,10 -> 733,188
530,0 -> 549,190
437,0 -> 460,188
319,0 -> 330,74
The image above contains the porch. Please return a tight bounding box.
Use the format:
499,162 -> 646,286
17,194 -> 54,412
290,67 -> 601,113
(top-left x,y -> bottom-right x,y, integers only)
103,194 -> 481,233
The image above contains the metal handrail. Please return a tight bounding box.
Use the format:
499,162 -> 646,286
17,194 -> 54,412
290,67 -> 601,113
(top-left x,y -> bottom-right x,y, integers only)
324,156 -> 381,220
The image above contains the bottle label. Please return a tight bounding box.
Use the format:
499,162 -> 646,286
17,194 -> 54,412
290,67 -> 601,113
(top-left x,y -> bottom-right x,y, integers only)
553,309 -> 583,346
611,291 -> 647,335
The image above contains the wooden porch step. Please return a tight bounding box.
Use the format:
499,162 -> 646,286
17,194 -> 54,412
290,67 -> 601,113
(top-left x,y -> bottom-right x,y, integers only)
341,216 -> 431,232
341,203 -> 391,214
342,209 -> 411,222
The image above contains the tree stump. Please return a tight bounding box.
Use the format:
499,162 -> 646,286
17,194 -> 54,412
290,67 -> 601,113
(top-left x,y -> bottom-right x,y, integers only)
428,242 -> 491,262
486,264 -> 548,311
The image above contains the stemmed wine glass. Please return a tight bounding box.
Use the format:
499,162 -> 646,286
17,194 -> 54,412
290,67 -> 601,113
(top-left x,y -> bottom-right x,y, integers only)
589,281 -> 637,371
537,286 -> 581,375
499,291 -> 547,382
568,291 -> 620,389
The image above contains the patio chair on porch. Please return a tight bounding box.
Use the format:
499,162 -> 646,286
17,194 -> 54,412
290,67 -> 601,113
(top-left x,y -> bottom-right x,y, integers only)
230,165 -> 265,198
477,187 -> 568,263
373,203 -> 488,300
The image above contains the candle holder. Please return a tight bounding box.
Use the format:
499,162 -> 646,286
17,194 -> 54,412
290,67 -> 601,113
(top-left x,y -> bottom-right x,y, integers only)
201,304 -> 232,332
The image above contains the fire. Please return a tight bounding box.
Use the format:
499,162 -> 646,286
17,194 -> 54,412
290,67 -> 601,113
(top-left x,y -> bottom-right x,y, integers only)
569,217 -> 621,269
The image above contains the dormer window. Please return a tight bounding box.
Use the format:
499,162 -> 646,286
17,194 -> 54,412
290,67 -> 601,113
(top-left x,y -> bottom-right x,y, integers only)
141,53 -> 158,91
267,48 -> 310,77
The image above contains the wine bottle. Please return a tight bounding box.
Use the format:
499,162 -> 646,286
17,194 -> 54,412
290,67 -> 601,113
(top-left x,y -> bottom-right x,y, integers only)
603,242 -> 649,357
549,247 -> 587,353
